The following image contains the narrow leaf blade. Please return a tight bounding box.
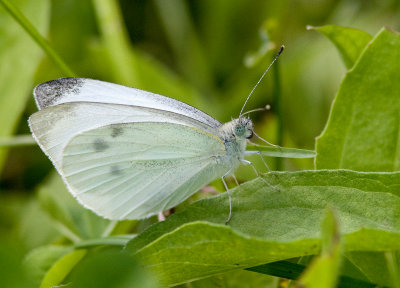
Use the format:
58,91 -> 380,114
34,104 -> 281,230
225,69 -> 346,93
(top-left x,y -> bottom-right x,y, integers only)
247,144 -> 316,158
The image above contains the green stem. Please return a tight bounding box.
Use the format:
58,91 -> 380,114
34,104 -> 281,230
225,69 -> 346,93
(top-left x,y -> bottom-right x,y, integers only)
92,0 -> 138,84
0,0 -> 75,77
74,235 -> 135,249
102,220 -> 118,237
272,55 -> 283,170
385,251 -> 400,288
53,222 -> 82,243
0,135 -> 36,147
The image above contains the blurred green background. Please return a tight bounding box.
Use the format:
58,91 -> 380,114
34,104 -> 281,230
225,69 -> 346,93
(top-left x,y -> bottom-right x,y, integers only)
1,0 -> 400,280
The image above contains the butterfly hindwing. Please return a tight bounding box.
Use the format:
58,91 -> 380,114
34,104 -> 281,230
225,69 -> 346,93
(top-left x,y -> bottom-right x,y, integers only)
28,102 -> 217,171
61,122 -> 229,219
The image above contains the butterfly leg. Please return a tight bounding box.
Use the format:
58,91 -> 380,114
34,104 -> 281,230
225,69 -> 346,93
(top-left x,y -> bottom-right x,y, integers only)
222,168 -> 234,225
240,158 -> 279,192
244,150 -> 277,176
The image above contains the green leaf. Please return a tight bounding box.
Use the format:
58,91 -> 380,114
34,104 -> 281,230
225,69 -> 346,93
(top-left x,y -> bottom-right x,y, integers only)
345,252 -> 393,287
134,222 -> 319,287
296,209 -> 342,288
246,144 -> 316,158
40,249 -> 87,288
37,173 -> 111,242
24,245 -> 73,288
247,261 -> 376,288
307,25 -> 372,69
189,269 -> 278,288
126,170 -> 400,286
68,248 -> 160,288
0,0 -> 49,174
315,28 -> 400,171
0,0 -> 74,76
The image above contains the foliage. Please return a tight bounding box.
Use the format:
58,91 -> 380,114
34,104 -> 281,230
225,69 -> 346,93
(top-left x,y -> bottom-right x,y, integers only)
0,0 -> 399,287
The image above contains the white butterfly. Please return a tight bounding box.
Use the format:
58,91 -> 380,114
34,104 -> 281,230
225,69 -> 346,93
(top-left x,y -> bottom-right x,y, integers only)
29,48 -> 283,223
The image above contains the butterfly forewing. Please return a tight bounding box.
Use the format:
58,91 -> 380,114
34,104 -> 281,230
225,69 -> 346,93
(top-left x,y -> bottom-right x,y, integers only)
34,78 -> 221,127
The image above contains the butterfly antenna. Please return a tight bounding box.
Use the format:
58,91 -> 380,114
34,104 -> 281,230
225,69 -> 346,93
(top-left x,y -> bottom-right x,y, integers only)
241,104 -> 272,117
239,45 -> 285,117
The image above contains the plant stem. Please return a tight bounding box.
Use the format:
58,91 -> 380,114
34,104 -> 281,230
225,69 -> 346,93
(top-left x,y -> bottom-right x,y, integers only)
0,0 -> 75,77
385,251 -> 400,288
92,0 -> 138,85
0,135 -> 36,147
74,235 -> 135,249
102,220 -> 118,237
272,54 -> 283,170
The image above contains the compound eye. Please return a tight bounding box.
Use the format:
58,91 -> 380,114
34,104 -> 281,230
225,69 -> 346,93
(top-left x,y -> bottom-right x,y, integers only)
234,126 -> 245,137
246,131 -> 253,139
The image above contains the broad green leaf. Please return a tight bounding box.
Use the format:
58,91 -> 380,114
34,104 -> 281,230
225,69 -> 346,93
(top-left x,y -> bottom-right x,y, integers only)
37,173 -> 111,241
189,269 -> 278,288
296,209 -> 342,288
315,28 -> 400,171
68,249 -> 160,288
40,249 -> 87,288
345,252 -> 393,287
126,170 -> 400,286
246,144 -> 316,158
0,0 -> 49,174
134,222 -> 320,287
308,25 -> 372,69
24,245 -> 72,288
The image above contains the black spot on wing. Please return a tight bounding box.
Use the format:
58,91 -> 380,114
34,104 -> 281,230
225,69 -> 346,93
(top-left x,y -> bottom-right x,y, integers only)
93,138 -> 109,152
111,127 -> 123,138
33,78 -> 84,110
110,165 -> 123,176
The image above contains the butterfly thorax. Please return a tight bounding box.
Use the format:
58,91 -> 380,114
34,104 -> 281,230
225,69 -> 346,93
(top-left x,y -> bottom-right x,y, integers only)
217,117 -> 253,168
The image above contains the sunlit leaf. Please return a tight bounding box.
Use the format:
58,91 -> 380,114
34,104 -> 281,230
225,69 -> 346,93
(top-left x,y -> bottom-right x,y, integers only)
308,25 -> 372,69
126,170 -> 400,286
316,28 -> 400,171
68,248 -> 160,288
296,209 -> 342,288
40,249 -> 87,288
24,245 -> 73,287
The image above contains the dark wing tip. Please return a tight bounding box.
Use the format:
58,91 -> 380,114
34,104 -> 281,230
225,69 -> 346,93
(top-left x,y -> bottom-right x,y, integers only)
33,77 -> 85,110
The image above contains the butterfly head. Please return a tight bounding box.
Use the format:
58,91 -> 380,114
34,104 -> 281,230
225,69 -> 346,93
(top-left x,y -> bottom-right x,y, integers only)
233,117 -> 253,139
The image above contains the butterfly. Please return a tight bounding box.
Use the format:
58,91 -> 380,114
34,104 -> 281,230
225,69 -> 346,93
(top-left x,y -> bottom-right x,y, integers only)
29,47 -> 283,223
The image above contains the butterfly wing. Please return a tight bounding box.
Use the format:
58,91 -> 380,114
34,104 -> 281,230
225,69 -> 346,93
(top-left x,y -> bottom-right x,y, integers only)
29,78 -> 228,219
33,77 -> 221,127
61,122 -> 229,220
29,102 -> 217,171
